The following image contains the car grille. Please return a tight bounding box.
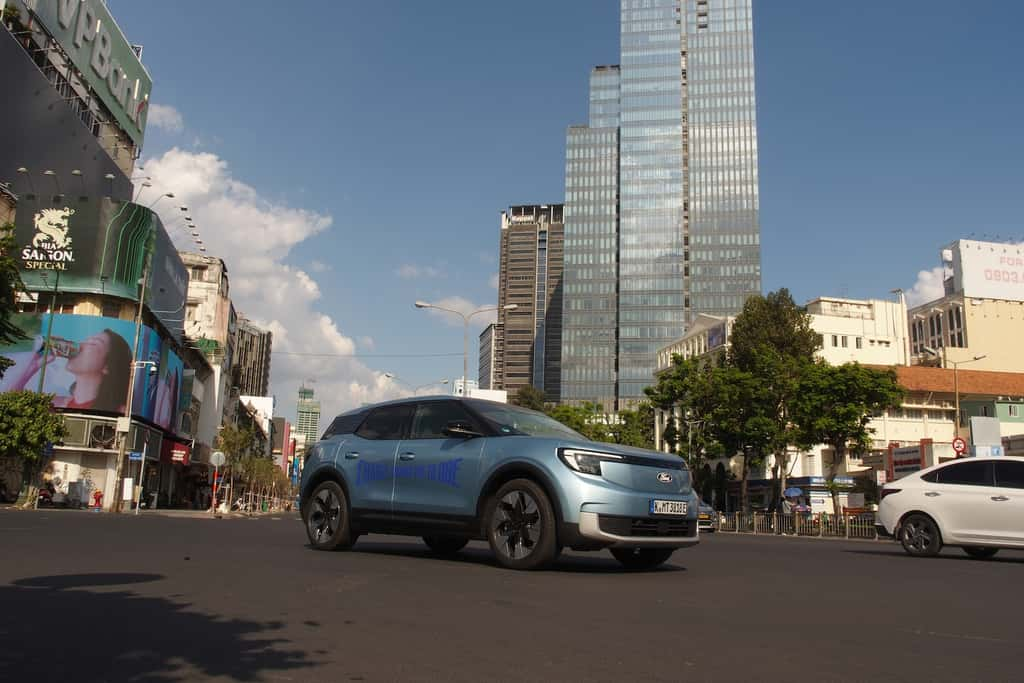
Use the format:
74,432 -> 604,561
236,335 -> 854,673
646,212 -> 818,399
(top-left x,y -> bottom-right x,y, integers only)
598,515 -> 695,538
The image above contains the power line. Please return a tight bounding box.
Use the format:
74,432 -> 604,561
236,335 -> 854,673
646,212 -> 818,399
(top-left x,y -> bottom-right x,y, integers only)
270,351 -> 462,358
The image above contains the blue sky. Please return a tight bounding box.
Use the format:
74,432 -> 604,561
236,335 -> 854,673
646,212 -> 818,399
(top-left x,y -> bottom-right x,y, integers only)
108,1 -> 1024,420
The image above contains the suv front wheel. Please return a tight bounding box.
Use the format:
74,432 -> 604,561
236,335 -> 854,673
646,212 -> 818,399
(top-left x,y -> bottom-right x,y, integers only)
485,479 -> 560,570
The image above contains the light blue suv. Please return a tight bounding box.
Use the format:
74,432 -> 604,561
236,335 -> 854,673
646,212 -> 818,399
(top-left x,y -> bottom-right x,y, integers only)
299,397 -> 699,570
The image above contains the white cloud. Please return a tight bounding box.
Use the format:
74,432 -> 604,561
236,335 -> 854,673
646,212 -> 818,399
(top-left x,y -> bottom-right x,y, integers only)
147,104 -> 184,133
309,260 -> 330,273
421,296 -> 498,329
397,263 -> 445,279
359,336 -> 376,351
905,267 -> 946,307
489,273 -> 499,290
144,147 -> 404,422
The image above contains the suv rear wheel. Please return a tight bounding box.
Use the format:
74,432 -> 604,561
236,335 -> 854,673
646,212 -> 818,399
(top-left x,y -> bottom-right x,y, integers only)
304,481 -> 357,551
485,479 -> 560,570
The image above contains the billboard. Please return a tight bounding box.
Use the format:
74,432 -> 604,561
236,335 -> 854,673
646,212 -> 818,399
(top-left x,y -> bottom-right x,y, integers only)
13,196 -> 188,333
707,323 -> 727,350
0,313 -> 186,432
26,0 -> 153,147
950,240 -> 1024,303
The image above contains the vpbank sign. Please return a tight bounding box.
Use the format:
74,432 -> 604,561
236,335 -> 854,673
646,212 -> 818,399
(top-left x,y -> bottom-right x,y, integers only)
28,0 -> 153,147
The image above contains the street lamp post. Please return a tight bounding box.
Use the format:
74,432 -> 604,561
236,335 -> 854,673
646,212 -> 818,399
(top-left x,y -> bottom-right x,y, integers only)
414,301 -> 517,394
923,346 -> 986,440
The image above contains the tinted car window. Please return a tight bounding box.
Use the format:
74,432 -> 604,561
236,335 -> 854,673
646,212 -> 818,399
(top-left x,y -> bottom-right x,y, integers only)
322,411 -> 368,439
994,461 -> 1024,489
410,401 -> 478,439
935,461 -> 993,486
355,404 -> 412,440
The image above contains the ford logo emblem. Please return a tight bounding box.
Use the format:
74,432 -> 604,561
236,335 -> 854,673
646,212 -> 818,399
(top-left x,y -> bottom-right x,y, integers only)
657,472 -> 672,483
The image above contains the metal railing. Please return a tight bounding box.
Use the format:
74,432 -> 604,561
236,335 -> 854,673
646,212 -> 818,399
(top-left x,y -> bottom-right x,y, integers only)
709,512 -> 880,540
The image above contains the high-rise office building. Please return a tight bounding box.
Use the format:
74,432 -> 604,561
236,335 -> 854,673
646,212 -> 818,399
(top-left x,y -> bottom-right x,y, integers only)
295,384 -> 321,444
234,316 -> 273,396
562,0 -> 761,410
478,322 -> 499,390
490,205 -> 565,402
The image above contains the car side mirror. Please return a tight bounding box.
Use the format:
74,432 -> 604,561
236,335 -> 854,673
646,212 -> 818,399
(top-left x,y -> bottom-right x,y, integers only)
443,421 -> 481,439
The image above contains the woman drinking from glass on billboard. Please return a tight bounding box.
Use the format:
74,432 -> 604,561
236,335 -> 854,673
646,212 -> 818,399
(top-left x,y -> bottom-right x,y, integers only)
1,329 -> 133,412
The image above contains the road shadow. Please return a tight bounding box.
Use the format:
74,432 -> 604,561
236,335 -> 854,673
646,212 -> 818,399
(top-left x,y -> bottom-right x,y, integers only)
334,540 -> 687,574
844,548 -> 1024,564
1,572 -> 315,681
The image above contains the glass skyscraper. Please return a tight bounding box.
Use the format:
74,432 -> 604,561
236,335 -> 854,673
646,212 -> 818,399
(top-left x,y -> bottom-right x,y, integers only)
562,0 -> 760,410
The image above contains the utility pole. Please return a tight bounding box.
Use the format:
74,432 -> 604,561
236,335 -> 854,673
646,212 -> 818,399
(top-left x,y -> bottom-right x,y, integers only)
112,258 -> 151,513
36,269 -> 61,392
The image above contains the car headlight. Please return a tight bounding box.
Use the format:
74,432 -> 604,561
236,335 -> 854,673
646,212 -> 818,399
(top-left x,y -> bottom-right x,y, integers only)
557,448 -> 624,476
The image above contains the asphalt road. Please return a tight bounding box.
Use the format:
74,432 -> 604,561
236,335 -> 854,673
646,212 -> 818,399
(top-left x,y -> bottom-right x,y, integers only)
1,509 -> 1021,682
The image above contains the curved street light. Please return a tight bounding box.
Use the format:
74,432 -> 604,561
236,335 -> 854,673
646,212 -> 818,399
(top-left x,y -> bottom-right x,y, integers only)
414,301 -> 517,394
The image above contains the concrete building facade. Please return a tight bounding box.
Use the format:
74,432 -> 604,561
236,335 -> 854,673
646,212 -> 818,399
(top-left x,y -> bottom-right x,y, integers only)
491,204 -> 564,403
234,316 -> 272,396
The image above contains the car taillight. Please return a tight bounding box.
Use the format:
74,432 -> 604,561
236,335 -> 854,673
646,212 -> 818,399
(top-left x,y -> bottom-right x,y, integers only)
880,488 -> 901,501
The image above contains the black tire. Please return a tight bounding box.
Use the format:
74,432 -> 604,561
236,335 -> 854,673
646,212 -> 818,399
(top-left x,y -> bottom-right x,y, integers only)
963,546 -> 999,560
899,513 -> 942,557
610,547 -> 675,571
485,478 -> 560,570
303,481 -> 357,551
423,535 -> 469,555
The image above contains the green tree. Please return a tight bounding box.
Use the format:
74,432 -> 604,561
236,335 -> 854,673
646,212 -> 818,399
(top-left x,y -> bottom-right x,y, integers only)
1,222 -> 27,379
727,289 -> 820,510
702,364 -> 777,513
511,384 -> 547,411
645,355 -> 717,493
608,402 -> 656,449
0,390 -> 67,505
545,402 -> 607,442
215,424 -> 256,508
791,362 -> 904,513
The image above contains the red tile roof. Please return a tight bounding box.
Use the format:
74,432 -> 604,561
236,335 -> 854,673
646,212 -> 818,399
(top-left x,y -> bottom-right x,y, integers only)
884,365 -> 1024,397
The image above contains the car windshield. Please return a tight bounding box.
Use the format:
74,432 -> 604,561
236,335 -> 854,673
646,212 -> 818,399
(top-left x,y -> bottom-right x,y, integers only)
469,401 -> 584,440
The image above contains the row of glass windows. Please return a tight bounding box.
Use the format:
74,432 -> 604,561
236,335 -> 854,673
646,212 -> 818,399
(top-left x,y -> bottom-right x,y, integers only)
620,123 -> 682,138
564,281 -> 616,294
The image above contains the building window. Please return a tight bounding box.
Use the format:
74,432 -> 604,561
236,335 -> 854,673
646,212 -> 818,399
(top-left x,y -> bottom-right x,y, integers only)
855,337 -> 863,349
190,266 -> 207,281
841,336 -> 848,348
832,335 -> 838,347
1009,405 -> 1020,418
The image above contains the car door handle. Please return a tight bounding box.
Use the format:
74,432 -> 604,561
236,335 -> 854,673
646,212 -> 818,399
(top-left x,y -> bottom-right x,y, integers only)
344,452 -> 359,459
991,496 -> 1010,502
924,492 -> 941,497
399,452 -> 415,461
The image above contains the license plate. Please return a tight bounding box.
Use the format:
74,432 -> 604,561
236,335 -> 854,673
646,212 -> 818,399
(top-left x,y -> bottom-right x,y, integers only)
699,514 -> 710,520
650,499 -> 687,516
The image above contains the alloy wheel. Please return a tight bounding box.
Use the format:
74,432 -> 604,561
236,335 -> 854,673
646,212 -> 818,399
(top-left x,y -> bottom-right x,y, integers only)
308,487 -> 342,545
492,490 -> 541,560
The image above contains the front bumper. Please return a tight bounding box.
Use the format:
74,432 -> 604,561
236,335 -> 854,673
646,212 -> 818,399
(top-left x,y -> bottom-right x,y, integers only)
578,511 -> 700,548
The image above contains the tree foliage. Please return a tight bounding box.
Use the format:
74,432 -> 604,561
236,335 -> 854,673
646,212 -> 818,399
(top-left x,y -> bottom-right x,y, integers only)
728,289 -> 820,511
1,222 -> 27,378
791,362 -> 904,512
0,390 -> 67,462
215,424 -> 257,467
510,384 -> 547,412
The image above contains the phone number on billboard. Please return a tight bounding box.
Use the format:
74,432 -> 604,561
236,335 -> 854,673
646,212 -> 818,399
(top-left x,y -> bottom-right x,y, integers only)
984,269 -> 1024,284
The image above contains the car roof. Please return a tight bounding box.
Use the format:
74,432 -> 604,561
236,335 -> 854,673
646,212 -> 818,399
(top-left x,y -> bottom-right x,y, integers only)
334,394 -> 516,416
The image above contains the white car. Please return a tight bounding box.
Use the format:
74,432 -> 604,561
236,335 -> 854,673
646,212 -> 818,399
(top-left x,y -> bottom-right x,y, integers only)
877,456 -> 1024,559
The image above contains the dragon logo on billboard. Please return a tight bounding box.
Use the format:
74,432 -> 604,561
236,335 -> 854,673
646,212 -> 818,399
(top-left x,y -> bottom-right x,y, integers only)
21,207 -> 76,270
